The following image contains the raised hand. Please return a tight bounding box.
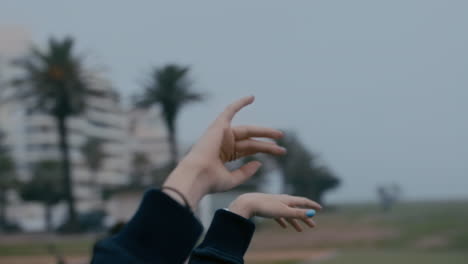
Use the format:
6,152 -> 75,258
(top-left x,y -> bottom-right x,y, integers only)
163,96 -> 286,209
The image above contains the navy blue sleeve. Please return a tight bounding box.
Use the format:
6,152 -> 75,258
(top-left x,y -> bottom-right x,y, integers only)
189,209 -> 256,264
91,189 -> 203,264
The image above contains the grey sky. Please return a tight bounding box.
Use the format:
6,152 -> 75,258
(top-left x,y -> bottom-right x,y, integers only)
1,0 -> 467,202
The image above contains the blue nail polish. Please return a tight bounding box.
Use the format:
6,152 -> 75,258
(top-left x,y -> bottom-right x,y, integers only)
306,209 -> 316,218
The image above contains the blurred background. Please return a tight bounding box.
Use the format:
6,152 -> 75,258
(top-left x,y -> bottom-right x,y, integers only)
0,1 -> 467,263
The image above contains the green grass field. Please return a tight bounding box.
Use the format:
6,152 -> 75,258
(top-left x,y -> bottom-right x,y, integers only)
0,238 -> 93,256
250,199 -> 468,263
253,250 -> 468,264
325,200 -> 468,250
1,200 -> 467,264
320,250 -> 468,264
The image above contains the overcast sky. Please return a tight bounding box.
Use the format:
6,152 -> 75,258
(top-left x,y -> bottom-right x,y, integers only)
1,0 -> 467,202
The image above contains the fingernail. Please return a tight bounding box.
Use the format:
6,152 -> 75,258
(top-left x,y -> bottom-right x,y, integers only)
306,209 -> 316,218
278,147 -> 287,153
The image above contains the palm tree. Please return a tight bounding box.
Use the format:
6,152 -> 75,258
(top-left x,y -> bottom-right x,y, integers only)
80,137 -> 106,184
0,131 -> 16,230
20,160 -> 64,232
274,132 -> 340,205
135,64 -> 203,169
12,37 -> 95,229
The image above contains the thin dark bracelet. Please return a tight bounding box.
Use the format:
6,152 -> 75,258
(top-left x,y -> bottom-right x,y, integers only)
161,186 -> 192,211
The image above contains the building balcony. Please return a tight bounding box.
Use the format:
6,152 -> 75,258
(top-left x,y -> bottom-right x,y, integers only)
87,110 -> 126,128
26,133 -> 86,148
97,171 -> 129,185
103,157 -> 129,171
86,126 -> 126,142
86,97 -> 119,112
102,143 -> 129,156
26,115 -> 55,127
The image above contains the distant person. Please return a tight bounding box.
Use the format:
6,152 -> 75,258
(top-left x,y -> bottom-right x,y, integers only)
377,183 -> 401,212
377,186 -> 392,211
90,96 -> 321,263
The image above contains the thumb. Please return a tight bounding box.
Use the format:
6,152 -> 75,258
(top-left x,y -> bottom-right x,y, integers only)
230,161 -> 262,186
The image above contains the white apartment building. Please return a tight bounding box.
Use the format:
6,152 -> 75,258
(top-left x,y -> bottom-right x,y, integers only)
0,26 -> 171,230
104,108 -> 170,223
127,107 -> 170,169
25,76 -> 130,208
0,74 -> 131,229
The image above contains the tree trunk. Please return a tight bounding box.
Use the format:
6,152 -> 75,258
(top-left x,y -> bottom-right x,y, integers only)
91,171 -> 104,208
44,204 -> 52,232
56,115 -> 78,231
167,121 -> 178,169
0,190 -> 6,229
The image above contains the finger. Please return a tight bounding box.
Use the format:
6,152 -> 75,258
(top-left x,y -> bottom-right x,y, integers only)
233,125 -> 283,140
283,196 -> 322,210
275,218 -> 288,229
286,218 -> 303,232
229,161 -> 262,186
301,218 -> 316,228
220,96 -> 255,122
235,139 -> 286,157
280,207 -> 313,220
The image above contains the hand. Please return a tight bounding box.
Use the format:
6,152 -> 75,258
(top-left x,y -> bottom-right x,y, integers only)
228,193 -> 322,232
163,96 -> 286,209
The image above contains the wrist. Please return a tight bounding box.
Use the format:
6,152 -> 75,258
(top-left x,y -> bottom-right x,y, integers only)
229,195 -> 254,219
162,160 -> 207,209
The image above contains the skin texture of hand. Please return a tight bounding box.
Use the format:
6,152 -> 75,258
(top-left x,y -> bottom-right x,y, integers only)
228,193 -> 322,232
163,96 -> 286,209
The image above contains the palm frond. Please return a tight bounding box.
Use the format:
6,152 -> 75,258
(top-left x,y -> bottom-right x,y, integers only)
11,36 -> 91,117
134,64 -> 203,111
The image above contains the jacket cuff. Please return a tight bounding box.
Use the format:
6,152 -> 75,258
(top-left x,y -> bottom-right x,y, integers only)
199,209 -> 255,260
115,189 -> 203,263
